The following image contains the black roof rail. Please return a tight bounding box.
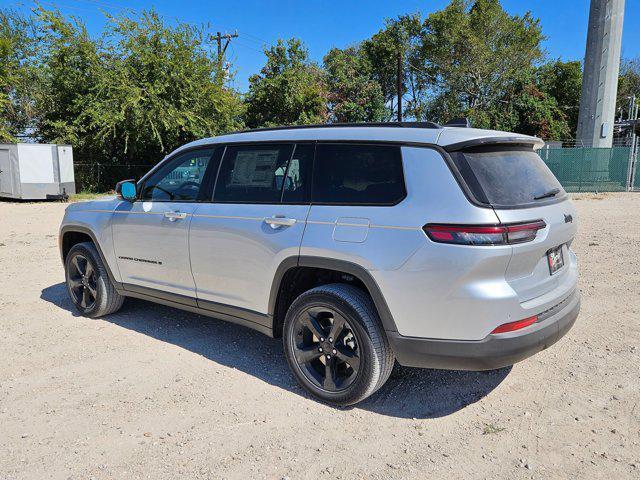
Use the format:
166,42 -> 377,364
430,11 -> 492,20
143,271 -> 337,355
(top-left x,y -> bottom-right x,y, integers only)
238,121 -> 441,134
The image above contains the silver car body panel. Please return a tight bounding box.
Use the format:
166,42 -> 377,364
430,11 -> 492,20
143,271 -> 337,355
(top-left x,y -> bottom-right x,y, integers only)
189,202 -> 310,313
111,200 -> 199,297
60,196 -> 123,282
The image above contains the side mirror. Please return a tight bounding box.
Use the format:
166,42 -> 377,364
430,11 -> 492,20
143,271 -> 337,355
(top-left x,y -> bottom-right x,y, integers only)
116,179 -> 137,202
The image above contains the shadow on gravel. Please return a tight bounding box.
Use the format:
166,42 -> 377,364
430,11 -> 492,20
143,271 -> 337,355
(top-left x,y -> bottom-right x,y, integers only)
41,282 -> 511,419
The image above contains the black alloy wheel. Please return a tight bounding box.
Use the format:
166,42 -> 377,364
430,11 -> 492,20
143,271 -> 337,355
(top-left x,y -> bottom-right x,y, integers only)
291,306 -> 361,392
67,253 -> 98,310
283,284 -> 394,406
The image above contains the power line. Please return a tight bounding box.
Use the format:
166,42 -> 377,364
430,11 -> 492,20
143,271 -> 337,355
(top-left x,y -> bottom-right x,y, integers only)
231,38 -> 265,54
74,0 -> 131,11
46,0 -> 273,49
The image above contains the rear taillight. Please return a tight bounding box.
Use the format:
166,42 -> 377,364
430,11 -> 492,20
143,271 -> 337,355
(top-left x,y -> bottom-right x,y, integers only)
423,220 -> 546,246
490,315 -> 538,334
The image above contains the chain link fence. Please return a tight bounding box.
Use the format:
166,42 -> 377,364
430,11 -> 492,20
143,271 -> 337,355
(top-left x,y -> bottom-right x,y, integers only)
539,145 -> 635,192
74,164 -> 154,193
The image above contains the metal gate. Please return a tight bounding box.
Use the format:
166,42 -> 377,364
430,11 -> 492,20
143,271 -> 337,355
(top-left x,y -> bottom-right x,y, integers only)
630,137 -> 640,191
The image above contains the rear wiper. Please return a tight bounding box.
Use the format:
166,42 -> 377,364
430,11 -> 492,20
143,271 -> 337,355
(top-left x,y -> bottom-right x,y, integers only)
533,188 -> 560,200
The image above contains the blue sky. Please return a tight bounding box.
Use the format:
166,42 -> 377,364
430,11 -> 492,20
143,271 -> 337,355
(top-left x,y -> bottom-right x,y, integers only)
6,0 -> 640,91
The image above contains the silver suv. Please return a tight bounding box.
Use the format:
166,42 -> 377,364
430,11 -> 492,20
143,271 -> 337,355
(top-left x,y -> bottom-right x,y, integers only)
59,123 -> 580,405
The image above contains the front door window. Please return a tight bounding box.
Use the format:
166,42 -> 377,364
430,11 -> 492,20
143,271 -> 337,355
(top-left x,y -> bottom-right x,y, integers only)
140,149 -> 214,202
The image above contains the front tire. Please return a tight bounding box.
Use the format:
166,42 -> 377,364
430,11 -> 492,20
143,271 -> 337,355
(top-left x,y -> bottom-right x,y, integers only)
283,284 -> 394,406
65,242 -> 124,318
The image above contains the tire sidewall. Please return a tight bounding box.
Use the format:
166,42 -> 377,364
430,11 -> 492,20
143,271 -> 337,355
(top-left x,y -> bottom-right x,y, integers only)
283,290 -> 379,405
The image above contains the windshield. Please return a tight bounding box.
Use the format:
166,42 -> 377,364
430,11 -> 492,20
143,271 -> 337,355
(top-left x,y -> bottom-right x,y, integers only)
450,146 -> 566,208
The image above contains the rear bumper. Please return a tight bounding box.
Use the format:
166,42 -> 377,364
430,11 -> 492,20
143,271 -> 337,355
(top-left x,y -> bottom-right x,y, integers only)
388,290 -> 580,371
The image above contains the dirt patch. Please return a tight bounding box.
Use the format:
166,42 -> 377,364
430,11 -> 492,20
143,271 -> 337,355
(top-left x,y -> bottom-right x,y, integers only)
1,194 -> 639,479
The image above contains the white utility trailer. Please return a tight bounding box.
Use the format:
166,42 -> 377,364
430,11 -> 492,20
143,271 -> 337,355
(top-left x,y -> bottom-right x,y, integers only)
0,143 -> 75,200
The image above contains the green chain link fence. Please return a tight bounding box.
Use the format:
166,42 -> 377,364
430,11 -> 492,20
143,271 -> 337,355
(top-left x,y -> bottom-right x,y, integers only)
540,146 -> 635,192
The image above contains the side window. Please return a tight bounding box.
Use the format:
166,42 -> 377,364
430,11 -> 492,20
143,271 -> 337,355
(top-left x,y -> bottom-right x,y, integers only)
140,149 -> 214,201
312,144 -> 405,205
282,143 -> 313,203
213,144 -> 294,203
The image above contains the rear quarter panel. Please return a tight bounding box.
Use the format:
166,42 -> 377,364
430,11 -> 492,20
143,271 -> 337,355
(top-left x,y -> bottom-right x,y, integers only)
301,146 -> 507,340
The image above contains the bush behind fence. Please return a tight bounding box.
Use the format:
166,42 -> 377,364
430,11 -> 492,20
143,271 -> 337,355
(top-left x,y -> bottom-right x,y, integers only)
74,164 -> 154,193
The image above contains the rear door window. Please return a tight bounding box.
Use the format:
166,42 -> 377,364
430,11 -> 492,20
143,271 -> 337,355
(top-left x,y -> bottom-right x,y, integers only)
213,144 -> 294,203
450,147 -> 566,208
312,144 -> 405,205
282,143 -> 313,203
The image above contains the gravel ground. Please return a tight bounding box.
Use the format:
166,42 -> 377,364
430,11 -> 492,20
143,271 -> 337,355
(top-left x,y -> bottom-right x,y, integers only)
1,193 -> 639,480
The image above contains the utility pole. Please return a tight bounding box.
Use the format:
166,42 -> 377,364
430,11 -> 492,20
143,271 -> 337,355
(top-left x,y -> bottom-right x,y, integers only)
577,0 -> 625,148
210,31 -> 238,62
396,49 -> 403,123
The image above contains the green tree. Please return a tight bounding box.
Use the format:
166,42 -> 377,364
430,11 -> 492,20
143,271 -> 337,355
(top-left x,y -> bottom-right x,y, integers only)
34,8 -> 102,149
361,14 -> 424,120
83,10 -> 242,166
617,57 -> 640,121
537,60 -> 582,135
419,0 -> 547,130
244,38 -> 327,128
0,9 -> 37,141
323,46 -> 386,122
484,81 -> 570,139
27,8 -> 242,189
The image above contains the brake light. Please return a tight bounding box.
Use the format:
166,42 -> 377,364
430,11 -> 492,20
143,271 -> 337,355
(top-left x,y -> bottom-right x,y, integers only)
490,315 -> 538,334
423,221 -> 546,246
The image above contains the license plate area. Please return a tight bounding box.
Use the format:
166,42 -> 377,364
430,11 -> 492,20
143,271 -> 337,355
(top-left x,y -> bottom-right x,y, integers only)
547,245 -> 565,275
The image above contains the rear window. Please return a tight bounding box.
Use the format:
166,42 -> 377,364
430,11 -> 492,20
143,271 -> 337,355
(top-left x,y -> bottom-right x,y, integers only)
313,144 -> 405,205
450,147 -> 566,207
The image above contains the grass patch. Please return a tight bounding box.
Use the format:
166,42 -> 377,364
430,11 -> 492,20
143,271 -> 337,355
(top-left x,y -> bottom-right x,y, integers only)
482,423 -> 505,435
69,191 -> 113,202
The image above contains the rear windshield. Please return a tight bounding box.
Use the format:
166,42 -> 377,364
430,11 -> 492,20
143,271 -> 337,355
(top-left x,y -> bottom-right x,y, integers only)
450,147 -> 566,208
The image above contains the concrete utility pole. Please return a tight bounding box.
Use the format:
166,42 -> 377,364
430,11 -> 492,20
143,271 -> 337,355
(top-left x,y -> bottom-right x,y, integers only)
577,0 -> 625,148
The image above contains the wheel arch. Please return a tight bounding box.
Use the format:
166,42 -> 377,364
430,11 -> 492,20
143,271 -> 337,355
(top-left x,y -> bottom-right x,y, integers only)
268,256 -> 398,338
60,225 -> 122,289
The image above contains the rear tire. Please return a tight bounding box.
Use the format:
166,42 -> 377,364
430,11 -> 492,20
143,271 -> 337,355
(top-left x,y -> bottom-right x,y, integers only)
65,242 -> 124,318
283,283 -> 394,406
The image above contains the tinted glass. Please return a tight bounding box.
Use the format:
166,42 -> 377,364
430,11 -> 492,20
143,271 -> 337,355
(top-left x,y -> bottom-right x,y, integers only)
214,144 -> 294,203
313,144 -> 405,204
451,147 -> 566,207
140,149 -> 214,201
282,143 -> 313,203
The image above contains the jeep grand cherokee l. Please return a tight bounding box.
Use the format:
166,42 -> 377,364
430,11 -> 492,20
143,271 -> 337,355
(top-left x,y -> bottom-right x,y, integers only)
59,122 -> 580,405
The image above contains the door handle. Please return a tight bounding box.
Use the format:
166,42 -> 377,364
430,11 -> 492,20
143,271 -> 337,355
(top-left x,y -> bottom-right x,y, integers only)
164,211 -> 187,221
265,215 -> 296,229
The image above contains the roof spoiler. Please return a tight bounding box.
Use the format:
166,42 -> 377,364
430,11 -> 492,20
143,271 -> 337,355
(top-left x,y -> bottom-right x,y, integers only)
444,136 -> 545,152
443,117 -> 471,128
